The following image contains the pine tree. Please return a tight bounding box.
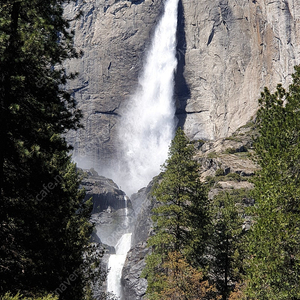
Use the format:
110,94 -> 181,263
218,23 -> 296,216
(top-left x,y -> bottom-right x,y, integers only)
0,1 -> 103,299
142,128 -> 210,299
158,252 -> 220,300
209,192 -> 246,300
246,66 -> 300,299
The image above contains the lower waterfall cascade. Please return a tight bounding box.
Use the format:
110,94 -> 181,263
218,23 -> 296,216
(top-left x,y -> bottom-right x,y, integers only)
107,233 -> 132,299
105,0 -> 179,298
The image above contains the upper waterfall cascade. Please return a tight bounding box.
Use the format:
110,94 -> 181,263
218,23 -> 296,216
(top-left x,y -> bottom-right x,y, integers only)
116,0 -> 180,196
106,0 -> 179,298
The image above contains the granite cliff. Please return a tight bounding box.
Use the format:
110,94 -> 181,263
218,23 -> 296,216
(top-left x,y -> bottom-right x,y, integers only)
178,0 -> 300,139
64,0 -> 300,171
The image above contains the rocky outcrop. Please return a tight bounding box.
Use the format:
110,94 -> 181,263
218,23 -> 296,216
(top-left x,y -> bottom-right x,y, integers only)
81,168 -> 131,213
195,121 -> 259,179
91,207 -> 134,246
80,168 -> 134,246
64,0 -> 300,169
130,182 -> 156,246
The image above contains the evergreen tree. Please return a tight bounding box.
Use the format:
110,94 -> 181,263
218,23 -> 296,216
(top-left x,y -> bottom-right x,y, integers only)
209,192 -> 246,300
246,66 -> 300,299
0,1 -> 103,299
157,252 -> 220,300
142,128 -> 210,299
1,293 -> 58,300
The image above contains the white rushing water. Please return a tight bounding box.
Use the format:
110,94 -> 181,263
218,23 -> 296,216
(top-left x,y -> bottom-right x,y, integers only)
115,0 -> 179,196
107,233 -> 132,298
106,0 -> 179,297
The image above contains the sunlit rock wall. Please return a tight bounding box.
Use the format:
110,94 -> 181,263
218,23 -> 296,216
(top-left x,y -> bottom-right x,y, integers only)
65,0 -> 300,168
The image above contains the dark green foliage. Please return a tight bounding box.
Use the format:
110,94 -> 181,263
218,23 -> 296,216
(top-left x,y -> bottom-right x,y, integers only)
225,188 -> 252,203
224,137 -> 241,143
224,148 -> 236,154
209,192 -> 246,300
0,1 -> 103,299
215,168 -> 225,176
142,128 -> 210,299
0,0 -> 82,202
240,120 -> 255,130
226,173 -> 241,182
207,151 -> 217,158
205,176 -> 216,189
0,293 -> 57,300
246,66 -> 300,299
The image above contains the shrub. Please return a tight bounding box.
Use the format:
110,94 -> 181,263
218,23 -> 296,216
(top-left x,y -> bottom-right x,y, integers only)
214,183 -> 223,189
0,293 -> 58,300
224,147 -> 236,154
207,151 -> 217,158
205,176 -> 216,188
226,172 -> 241,182
215,168 -> 225,176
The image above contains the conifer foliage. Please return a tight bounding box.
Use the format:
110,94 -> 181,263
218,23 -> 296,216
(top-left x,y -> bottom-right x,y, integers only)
0,1 -> 100,299
209,192 -> 246,300
142,128 -> 211,299
157,252 -> 220,300
246,66 -> 300,299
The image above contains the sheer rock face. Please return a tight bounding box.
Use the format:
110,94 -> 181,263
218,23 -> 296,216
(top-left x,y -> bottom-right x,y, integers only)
64,0 -> 300,168
179,0 -> 300,140
64,0 -> 164,170
121,181 -> 155,300
121,242 -> 149,300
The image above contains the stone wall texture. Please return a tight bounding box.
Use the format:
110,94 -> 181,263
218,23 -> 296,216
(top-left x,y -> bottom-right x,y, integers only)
179,0 -> 300,140
64,0 -> 300,168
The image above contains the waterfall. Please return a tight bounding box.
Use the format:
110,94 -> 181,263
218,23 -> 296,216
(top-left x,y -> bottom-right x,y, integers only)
124,195 -> 130,230
106,0 -> 179,298
107,233 -> 132,298
106,196 -> 132,299
115,0 -> 179,196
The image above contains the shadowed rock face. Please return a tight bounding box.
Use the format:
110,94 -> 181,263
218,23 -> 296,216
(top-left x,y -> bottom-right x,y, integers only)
121,181 -> 155,300
121,242 -> 149,300
81,168 -> 131,213
81,168 -> 135,247
64,0 -> 300,169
